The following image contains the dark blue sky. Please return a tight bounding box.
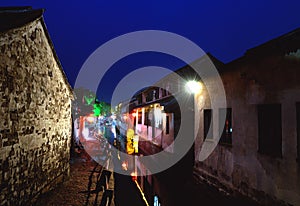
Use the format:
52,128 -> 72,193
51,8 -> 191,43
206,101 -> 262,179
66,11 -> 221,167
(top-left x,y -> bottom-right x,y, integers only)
2,0 -> 300,102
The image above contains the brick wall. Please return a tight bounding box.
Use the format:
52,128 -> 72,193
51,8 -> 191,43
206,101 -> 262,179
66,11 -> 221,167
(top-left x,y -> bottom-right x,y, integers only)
0,19 -> 72,205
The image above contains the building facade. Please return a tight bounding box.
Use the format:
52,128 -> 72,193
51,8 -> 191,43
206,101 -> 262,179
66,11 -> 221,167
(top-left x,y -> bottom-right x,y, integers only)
194,28 -> 300,206
118,62 -> 204,205
119,28 -> 300,206
0,7 -> 73,205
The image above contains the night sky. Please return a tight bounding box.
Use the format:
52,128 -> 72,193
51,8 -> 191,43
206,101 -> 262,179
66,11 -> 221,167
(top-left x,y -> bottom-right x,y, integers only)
1,0 -> 300,102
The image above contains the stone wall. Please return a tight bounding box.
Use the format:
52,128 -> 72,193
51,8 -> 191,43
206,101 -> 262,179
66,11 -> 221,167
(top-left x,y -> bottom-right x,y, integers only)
194,54 -> 300,206
0,19 -> 72,205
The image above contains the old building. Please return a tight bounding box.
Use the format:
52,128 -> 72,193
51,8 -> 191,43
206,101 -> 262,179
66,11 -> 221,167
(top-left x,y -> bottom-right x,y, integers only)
120,28 -> 300,206
0,7 -> 73,205
194,28 -> 300,206
119,59 -> 207,206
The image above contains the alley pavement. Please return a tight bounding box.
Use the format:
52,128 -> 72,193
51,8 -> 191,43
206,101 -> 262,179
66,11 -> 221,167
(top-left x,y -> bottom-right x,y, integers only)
34,149 -> 115,206
34,147 -> 263,206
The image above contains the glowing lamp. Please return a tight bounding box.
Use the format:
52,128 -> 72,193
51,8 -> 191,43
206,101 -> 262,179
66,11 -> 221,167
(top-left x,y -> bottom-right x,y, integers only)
185,80 -> 202,94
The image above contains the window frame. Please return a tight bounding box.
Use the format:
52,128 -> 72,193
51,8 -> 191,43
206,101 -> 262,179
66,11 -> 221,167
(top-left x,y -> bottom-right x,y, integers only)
203,109 -> 213,140
219,108 -> 233,146
257,103 -> 282,158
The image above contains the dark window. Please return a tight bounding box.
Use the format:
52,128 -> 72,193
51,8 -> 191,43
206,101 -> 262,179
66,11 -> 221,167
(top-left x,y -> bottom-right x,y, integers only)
154,88 -> 159,100
146,91 -> 154,102
257,104 -> 282,157
138,111 -> 142,124
161,88 -> 167,97
137,94 -> 142,105
166,115 -> 170,135
219,108 -> 232,145
297,103 -> 300,161
204,109 -> 213,140
144,110 -> 148,126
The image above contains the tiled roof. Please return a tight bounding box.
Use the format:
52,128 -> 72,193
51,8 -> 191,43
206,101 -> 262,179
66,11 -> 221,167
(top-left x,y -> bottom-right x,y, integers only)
0,6 -> 74,97
0,6 -> 44,32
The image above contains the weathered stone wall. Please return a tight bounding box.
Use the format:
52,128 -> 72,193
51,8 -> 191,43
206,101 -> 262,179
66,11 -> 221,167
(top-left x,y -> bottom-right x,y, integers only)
194,55 -> 300,206
0,19 -> 72,205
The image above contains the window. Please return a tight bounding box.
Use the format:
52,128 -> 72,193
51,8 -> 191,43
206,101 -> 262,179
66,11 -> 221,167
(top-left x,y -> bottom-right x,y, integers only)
146,91 -> 153,102
297,103 -> 300,161
137,94 -> 142,105
138,111 -> 142,124
257,104 -> 282,157
166,115 -> 170,135
204,109 -> 213,140
219,108 -> 232,145
161,88 -> 167,97
144,110 -> 149,126
154,88 -> 159,100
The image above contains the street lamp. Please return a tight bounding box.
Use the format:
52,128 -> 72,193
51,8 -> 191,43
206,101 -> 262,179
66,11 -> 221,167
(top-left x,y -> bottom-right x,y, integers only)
185,80 -> 202,94
185,80 -> 203,153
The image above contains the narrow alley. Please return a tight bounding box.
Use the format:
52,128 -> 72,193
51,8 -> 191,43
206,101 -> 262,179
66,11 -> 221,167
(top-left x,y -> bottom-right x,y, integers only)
33,144 -> 262,206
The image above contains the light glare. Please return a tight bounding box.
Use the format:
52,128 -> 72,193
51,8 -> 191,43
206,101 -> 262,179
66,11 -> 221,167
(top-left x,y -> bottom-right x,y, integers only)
185,81 -> 202,94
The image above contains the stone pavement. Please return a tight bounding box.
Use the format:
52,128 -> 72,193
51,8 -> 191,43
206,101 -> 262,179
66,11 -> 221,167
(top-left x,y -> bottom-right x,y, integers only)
34,147 -> 263,206
34,149 -> 115,206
